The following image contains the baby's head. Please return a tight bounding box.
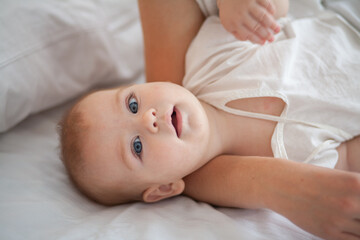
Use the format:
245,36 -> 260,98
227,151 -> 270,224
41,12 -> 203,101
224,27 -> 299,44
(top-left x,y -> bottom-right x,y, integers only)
59,82 -> 210,205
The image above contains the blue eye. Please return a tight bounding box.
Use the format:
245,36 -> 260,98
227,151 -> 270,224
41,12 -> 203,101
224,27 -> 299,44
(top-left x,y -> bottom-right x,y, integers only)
128,94 -> 138,114
133,137 -> 142,157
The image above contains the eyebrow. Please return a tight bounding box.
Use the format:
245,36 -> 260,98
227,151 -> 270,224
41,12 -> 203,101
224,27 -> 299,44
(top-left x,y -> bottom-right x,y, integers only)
114,88 -> 134,171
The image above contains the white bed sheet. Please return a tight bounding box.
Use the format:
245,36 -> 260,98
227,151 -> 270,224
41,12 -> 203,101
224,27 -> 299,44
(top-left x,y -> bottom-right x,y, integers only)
0,1 -> 358,240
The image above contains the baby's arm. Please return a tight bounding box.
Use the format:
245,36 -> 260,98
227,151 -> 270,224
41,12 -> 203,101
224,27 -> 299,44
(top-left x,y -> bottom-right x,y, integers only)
138,0 -> 289,85
137,0 -> 204,85
184,155 -> 360,240
217,0 -> 289,44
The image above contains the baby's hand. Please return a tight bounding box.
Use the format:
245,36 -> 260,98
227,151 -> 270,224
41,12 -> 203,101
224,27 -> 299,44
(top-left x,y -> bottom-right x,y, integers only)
217,0 -> 281,44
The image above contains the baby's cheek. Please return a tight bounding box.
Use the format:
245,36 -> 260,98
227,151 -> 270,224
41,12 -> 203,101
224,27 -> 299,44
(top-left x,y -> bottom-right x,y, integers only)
157,143 -> 185,165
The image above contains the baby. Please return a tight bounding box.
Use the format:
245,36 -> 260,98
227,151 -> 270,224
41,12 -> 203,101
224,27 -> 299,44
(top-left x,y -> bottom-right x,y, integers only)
59,7 -> 360,206
59,1 -> 360,238
60,76 -> 360,204
60,0 -> 292,206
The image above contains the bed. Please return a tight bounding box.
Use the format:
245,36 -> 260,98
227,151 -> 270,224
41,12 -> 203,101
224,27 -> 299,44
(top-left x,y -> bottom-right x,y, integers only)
0,0 -> 359,239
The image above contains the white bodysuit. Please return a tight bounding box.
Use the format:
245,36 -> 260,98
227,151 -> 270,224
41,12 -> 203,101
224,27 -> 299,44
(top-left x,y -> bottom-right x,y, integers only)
183,15 -> 360,168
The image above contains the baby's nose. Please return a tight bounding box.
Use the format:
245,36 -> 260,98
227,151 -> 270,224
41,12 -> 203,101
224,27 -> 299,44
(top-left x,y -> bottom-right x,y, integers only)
142,108 -> 158,133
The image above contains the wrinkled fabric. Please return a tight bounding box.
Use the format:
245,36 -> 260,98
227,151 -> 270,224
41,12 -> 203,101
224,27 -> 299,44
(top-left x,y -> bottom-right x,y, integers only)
184,14 -> 360,168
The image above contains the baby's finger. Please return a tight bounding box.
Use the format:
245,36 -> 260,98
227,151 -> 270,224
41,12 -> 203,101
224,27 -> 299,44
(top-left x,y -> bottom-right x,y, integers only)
254,24 -> 273,42
232,28 -> 264,45
251,6 -> 280,33
259,12 -> 280,33
231,26 -> 251,42
245,15 -> 273,41
247,33 -> 265,45
256,0 -> 276,15
232,32 -> 247,42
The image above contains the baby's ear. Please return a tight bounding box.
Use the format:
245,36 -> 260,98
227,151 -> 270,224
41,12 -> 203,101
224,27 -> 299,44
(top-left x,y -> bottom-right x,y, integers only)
142,180 -> 185,203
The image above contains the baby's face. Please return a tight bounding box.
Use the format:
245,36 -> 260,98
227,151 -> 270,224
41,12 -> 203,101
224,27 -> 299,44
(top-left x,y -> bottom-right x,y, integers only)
79,82 -> 210,198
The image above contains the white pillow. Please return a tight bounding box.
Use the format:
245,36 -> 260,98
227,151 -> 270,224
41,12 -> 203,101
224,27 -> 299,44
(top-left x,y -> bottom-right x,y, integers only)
0,0 -> 144,132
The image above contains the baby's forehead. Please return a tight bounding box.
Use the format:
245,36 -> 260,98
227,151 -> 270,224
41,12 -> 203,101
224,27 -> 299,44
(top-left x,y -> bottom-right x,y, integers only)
77,85 -> 130,127
78,85 -> 126,109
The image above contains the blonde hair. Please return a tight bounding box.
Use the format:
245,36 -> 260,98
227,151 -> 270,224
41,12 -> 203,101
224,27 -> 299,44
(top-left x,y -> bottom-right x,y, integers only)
58,93 -> 143,206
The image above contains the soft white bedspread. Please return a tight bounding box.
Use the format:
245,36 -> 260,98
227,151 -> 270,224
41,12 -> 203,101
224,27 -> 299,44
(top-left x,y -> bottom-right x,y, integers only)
0,0 -> 358,239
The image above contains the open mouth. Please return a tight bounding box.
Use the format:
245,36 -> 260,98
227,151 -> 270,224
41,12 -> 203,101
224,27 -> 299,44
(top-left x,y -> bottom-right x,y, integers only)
171,107 -> 182,138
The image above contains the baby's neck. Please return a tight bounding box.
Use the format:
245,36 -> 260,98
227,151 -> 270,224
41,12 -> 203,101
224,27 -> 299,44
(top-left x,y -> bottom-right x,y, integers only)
199,101 -> 247,160
201,98 -> 282,159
